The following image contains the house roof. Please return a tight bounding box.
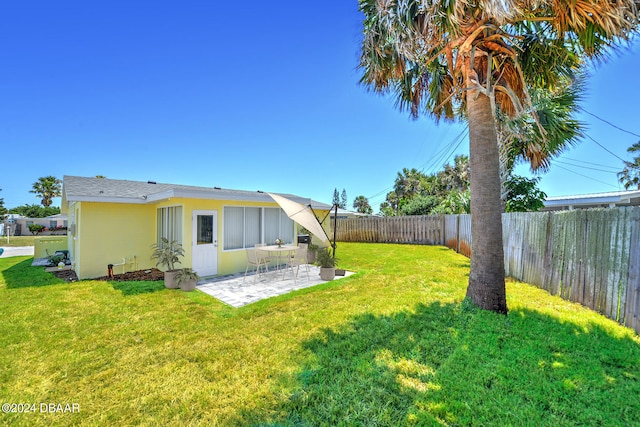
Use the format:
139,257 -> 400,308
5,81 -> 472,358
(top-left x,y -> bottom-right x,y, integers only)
330,208 -> 371,217
62,176 -> 332,210
46,214 -> 67,219
543,189 -> 640,211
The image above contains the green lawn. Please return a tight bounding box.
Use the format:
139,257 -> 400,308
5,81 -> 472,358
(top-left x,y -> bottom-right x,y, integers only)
1,243 -> 638,426
0,236 -> 35,247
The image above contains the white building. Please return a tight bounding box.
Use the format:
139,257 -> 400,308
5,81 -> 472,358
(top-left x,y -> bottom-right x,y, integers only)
543,189 -> 640,211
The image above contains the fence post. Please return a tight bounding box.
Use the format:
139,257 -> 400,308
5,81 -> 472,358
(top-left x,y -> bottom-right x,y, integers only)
542,212 -> 553,292
456,215 -> 461,254
625,207 -> 640,334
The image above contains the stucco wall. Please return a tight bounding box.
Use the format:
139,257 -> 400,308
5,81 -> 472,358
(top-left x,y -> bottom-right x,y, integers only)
71,197 -> 331,280
73,202 -> 156,279
34,236 -> 69,259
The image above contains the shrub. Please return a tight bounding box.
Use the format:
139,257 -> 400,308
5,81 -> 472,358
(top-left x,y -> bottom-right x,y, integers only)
28,224 -> 46,235
47,254 -> 65,266
315,248 -> 337,268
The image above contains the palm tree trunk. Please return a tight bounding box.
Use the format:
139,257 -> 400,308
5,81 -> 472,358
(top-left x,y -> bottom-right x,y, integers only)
465,84 -> 508,314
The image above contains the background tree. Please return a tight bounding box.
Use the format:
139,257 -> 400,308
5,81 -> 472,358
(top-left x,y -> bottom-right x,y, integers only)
381,160 -> 473,216
353,195 -> 373,214
400,195 -> 440,216
432,189 -> 471,215
359,0 -> 638,314
332,189 -> 340,207
394,168 -> 424,201
380,191 -> 401,216
9,204 -> 61,218
30,176 -> 62,207
437,155 -> 470,195
504,176 -> 547,212
0,188 -> 7,220
618,141 -> 640,190
340,189 -> 348,209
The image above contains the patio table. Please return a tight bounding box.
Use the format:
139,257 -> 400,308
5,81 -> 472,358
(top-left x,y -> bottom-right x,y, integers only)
256,245 -> 298,271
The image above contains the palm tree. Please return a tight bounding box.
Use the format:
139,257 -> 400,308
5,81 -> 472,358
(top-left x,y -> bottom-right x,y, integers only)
394,168 -> 423,201
30,176 -> 62,207
0,188 -> 7,220
359,0 -> 638,314
618,141 -> 640,190
381,191 -> 400,216
438,155 -> 470,193
353,195 -> 373,214
498,78 -> 585,204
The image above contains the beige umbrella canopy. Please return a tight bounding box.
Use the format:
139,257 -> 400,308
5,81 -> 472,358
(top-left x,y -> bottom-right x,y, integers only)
268,193 -> 330,245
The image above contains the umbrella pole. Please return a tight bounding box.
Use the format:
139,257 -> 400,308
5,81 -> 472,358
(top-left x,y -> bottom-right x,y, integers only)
332,204 -> 338,257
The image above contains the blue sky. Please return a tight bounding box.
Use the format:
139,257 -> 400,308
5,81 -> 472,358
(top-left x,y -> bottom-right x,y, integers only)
1,1 -> 639,212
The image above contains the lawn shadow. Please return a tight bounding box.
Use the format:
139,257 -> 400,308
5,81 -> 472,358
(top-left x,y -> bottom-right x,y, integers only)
256,301 -> 640,426
1,257 -> 67,289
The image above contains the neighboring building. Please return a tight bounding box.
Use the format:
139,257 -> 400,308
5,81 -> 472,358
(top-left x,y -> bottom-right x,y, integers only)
61,176 -> 332,280
330,208 -> 373,219
542,189 -> 640,211
1,214 -> 68,236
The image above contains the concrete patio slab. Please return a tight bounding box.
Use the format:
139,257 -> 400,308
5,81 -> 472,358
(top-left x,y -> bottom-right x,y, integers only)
196,265 -> 354,307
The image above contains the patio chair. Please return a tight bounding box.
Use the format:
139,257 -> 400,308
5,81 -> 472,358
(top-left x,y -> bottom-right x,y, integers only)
283,247 -> 310,282
296,243 -> 309,263
244,248 -> 269,283
254,243 -> 276,268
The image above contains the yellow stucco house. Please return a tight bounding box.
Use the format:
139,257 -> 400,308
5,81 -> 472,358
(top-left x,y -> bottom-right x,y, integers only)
61,176 -> 332,280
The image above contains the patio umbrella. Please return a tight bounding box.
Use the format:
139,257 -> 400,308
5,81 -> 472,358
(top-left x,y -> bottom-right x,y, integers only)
267,193 -> 330,245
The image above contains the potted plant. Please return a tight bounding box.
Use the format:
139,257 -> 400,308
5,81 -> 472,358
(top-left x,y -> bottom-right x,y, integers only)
47,253 -> 65,267
175,268 -> 200,292
150,238 -> 185,289
315,248 -> 337,281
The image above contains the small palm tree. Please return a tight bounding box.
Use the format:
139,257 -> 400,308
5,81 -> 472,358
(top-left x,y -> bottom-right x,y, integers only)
353,195 -> 373,214
359,0 -> 639,314
618,141 -> 640,190
30,176 -> 62,207
0,188 -> 7,220
150,238 -> 185,271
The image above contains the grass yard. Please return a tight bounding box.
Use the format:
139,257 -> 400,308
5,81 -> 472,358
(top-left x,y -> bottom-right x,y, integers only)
1,243 -> 639,426
0,236 -> 35,247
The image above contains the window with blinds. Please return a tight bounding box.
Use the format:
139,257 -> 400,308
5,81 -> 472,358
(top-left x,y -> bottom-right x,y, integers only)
223,206 -> 294,250
157,206 -> 183,246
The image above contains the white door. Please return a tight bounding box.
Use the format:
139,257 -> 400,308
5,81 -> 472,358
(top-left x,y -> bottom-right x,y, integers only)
192,210 -> 218,277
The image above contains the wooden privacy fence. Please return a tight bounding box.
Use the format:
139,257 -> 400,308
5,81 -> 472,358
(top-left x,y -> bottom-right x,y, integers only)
333,214 -> 471,255
502,208 -> 640,334
333,208 -> 640,334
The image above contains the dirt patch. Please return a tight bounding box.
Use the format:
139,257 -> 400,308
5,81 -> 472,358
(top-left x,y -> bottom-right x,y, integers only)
52,269 -> 79,282
51,268 -> 165,282
94,268 -> 165,282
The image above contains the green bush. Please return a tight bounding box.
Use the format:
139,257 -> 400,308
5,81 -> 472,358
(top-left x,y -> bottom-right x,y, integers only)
315,248 -> 337,268
28,224 -> 46,235
47,254 -> 65,266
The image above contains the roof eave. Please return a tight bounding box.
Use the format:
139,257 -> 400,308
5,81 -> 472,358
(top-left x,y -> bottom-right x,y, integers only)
66,195 -> 148,204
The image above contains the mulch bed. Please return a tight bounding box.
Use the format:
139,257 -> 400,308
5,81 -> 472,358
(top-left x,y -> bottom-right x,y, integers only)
52,269 -> 79,282
51,268 -> 165,282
